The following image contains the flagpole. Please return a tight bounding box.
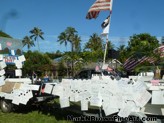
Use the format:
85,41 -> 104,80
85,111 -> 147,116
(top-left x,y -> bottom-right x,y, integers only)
102,0 -> 113,65
86,0 -> 113,65
103,34 -> 108,65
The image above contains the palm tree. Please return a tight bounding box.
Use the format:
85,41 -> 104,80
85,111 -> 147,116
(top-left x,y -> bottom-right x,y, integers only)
30,27 -> 44,51
84,33 -> 103,52
84,33 -> 104,62
58,27 -> 80,77
107,41 -> 114,50
22,36 -> 35,50
105,41 -> 115,61
63,54 -> 72,77
58,27 -> 78,52
57,32 -> 68,50
73,34 -> 81,52
117,45 -> 127,63
65,27 -> 77,53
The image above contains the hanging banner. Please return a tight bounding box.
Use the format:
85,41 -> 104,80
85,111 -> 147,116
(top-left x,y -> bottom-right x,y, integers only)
3,55 -> 18,64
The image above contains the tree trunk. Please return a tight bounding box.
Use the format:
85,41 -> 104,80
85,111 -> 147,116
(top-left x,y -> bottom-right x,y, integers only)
37,38 -> 40,51
71,42 -> 74,77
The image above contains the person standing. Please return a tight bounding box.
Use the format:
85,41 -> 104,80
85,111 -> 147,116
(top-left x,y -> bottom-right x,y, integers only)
154,66 -> 161,79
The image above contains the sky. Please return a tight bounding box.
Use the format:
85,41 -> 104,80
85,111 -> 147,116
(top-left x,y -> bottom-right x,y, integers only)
0,0 -> 164,53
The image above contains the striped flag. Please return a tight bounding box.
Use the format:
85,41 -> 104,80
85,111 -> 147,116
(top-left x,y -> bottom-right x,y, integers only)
106,66 -> 113,72
95,65 -> 100,71
123,56 -> 149,71
123,56 -> 135,69
154,45 -> 164,57
86,0 -> 113,19
123,54 -> 158,71
146,57 -> 156,64
123,45 -> 164,71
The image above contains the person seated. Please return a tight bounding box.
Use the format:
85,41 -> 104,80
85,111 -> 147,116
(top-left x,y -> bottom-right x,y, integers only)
43,74 -> 49,82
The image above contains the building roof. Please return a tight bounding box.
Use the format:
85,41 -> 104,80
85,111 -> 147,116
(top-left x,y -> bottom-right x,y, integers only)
0,37 -> 23,50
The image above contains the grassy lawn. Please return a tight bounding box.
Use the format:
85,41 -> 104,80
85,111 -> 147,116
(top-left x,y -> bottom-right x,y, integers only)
0,110 -> 60,123
0,107 -> 76,123
0,99 -> 104,123
0,99 -> 77,123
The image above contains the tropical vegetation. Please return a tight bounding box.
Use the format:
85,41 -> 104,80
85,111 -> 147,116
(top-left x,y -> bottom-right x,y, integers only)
30,27 -> 44,51
118,33 -> 160,73
22,36 -> 35,50
0,27 -> 163,77
22,51 -> 54,77
58,27 -> 81,76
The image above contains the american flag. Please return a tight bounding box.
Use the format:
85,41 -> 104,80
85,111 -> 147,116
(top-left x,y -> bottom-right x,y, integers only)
123,56 -> 153,71
86,0 -> 113,19
106,66 -> 113,72
155,45 -> 164,57
123,56 -> 156,71
95,65 -> 100,71
123,45 -> 164,71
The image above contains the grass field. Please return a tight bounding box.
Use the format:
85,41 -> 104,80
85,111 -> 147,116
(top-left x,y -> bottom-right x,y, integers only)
0,100 -> 79,123
0,99 -> 104,123
0,106 -> 75,123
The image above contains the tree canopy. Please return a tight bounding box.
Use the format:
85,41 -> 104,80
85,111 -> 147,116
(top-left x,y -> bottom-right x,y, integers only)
22,36 -> 35,50
22,51 -> 53,77
30,27 -> 44,51
127,33 -> 159,57
120,33 -> 160,72
58,27 -> 81,76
